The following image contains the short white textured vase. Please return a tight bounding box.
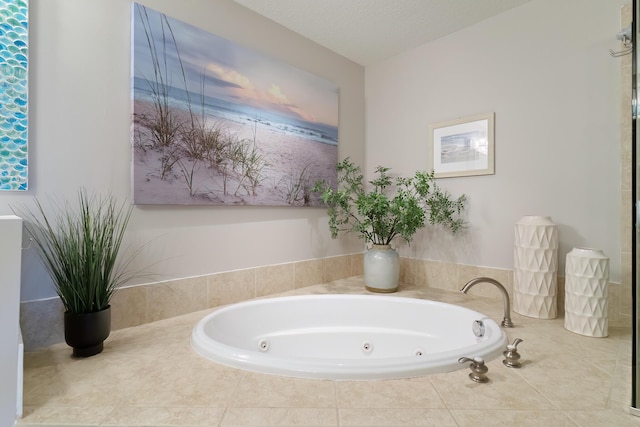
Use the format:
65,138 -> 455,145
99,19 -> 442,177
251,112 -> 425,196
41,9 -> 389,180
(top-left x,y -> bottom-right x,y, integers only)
364,244 -> 400,293
513,216 -> 558,319
564,247 -> 609,337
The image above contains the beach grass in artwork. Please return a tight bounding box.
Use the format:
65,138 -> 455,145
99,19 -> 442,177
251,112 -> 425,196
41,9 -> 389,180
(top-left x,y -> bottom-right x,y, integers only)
131,3 -> 339,206
0,0 -> 28,191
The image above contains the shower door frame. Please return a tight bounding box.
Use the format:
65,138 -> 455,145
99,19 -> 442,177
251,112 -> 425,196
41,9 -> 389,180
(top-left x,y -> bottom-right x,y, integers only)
633,0 -> 639,416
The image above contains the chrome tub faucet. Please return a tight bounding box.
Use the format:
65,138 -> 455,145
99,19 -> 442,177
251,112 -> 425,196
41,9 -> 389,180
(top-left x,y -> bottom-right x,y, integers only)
460,277 -> 514,328
503,338 -> 524,368
458,356 -> 489,383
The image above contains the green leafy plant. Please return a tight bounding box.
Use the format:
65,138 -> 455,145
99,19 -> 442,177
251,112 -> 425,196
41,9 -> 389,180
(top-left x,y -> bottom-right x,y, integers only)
313,158 -> 466,246
13,189 -> 140,314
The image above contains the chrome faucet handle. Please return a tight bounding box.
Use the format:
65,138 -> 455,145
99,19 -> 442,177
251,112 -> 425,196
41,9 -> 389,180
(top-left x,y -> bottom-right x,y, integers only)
503,338 -> 523,368
458,356 -> 489,383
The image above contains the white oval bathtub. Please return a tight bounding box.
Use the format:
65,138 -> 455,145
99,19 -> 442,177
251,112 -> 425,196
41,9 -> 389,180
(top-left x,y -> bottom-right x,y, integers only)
191,294 -> 507,380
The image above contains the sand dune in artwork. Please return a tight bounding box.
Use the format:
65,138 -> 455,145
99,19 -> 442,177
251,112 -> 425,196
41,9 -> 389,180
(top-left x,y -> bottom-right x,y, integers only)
132,100 -> 338,206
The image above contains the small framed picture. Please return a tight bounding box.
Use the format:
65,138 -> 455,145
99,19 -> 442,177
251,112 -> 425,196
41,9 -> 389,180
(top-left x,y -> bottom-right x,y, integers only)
428,112 -> 495,178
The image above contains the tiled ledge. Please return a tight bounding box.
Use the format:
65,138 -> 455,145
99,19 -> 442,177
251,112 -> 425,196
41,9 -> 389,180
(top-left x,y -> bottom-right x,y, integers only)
19,253 -> 363,351
400,258 -> 631,328
19,255 -> 630,351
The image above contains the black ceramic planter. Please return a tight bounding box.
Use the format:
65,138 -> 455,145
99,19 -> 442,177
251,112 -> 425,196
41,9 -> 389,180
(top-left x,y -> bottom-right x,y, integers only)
64,306 -> 111,357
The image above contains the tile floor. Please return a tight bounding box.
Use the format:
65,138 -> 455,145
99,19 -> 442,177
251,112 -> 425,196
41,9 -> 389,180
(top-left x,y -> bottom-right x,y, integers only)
17,278 -> 640,426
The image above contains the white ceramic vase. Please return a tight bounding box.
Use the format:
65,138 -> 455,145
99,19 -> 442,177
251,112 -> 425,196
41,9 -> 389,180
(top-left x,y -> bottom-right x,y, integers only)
364,244 -> 400,293
564,247 -> 610,337
513,216 -> 558,319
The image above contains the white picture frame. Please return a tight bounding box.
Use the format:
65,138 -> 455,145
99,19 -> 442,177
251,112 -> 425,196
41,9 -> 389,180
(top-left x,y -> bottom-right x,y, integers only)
428,112 -> 495,178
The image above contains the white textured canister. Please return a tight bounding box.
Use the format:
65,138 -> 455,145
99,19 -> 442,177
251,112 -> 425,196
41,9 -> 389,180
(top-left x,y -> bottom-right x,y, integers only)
564,248 -> 609,337
513,216 -> 558,319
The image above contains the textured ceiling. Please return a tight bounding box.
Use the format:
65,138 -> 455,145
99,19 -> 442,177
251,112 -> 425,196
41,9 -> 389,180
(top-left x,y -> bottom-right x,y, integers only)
232,0 -> 533,66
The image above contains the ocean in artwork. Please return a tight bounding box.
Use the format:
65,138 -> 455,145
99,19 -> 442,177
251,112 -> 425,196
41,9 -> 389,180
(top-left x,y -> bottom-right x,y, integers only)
133,77 -> 338,146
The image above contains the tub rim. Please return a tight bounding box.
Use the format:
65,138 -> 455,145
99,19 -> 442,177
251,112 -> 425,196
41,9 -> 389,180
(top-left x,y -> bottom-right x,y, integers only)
191,293 -> 508,380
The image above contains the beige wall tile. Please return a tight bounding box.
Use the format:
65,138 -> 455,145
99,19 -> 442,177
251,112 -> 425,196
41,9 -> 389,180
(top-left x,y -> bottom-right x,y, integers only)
618,313 -> 632,330
207,269 -> 256,307
412,258 -> 429,287
620,251 -> 632,290
146,276 -> 208,322
294,259 -> 324,288
429,261 -> 460,291
20,254 -> 630,351
556,275 -> 565,317
349,253 -> 364,276
256,263 -> 295,297
623,238 -> 632,317
400,257 -> 418,285
621,138 -> 632,192
410,259 -> 460,292
323,255 -> 351,282
618,2 -> 633,335
608,251 -> 632,325
620,277 -> 633,318
111,285 -> 147,330
609,281 -> 621,325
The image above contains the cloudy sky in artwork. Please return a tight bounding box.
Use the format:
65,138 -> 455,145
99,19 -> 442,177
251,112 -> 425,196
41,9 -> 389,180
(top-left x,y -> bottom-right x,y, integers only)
132,3 -> 339,128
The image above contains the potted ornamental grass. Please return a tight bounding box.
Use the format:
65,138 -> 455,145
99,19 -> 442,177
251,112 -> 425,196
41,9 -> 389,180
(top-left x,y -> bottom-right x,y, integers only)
314,158 -> 466,292
13,189 -> 140,357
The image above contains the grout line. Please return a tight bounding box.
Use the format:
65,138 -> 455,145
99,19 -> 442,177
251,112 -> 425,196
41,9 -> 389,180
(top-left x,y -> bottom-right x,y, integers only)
427,376 -> 461,427
218,371 -> 249,427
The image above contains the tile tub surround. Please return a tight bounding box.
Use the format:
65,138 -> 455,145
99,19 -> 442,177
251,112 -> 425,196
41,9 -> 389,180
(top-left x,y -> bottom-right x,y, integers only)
19,253 -> 364,351
19,254 -> 630,351
18,278 -> 638,427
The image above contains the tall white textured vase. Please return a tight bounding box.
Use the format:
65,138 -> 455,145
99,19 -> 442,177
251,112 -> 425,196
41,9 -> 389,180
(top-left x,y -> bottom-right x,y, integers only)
564,248 -> 609,337
513,216 -> 558,318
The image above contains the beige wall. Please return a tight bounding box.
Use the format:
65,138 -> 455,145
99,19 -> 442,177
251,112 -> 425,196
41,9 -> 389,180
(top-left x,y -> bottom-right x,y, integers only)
1,0 -> 365,302
13,0 -> 635,350
365,0 -> 626,284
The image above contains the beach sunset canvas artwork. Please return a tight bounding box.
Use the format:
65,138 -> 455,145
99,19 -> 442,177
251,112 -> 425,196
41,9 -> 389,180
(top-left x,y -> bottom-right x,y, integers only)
131,3 -> 339,206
